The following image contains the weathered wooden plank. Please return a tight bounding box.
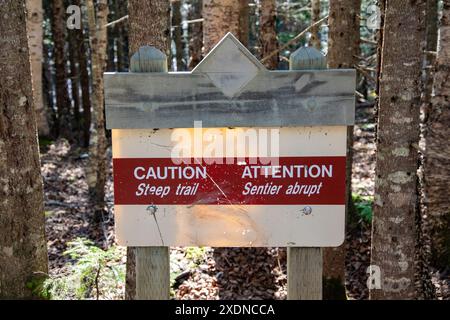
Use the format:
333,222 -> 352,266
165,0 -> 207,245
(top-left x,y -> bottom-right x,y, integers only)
128,46 -> 170,301
287,247 -> 323,299
104,69 -> 355,129
287,46 -> 326,300
135,247 -> 170,300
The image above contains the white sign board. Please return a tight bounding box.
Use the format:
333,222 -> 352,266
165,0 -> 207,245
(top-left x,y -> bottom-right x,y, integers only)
105,33 -> 355,247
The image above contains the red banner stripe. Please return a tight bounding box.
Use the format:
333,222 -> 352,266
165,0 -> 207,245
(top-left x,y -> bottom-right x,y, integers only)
112,157 -> 346,205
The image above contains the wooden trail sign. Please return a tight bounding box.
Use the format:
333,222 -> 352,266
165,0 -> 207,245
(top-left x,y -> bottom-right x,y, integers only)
105,33 -> 355,248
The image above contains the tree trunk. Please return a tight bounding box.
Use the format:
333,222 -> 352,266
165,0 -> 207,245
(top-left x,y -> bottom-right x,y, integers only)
260,0 -> 278,69
116,0 -> 129,71
42,1 -> 58,136
414,0 -> 440,300
26,0 -> 50,137
309,0 -> 321,50
74,0 -> 92,148
86,0 -> 108,216
424,2 -> 450,272
203,0 -> 241,53
328,0 -> 361,68
52,0 -> 72,139
172,0 -> 184,71
128,0 -> 171,57
370,0 -> 426,300
423,0 -> 439,121
374,0 -> 386,141
239,0 -> 249,47
125,0 -> 172,300
42,45 -> 56,136
0,0 -> 48,298
325,0 -> 361,300
249,0 -> 258,55
188,0 -> 203,70
107,0 -> 117,72
68,31 -> 81,142
125,247 -> 136,300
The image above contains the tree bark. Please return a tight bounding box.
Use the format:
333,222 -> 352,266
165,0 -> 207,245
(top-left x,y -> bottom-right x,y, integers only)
249,0 -> 258,55
239,0 -> 249,47
125,0 -> 172,300
128,0 -> 171,57
74,0 -> 92,148
423,0 -> 439,121
0,0 -> 48,298
107,0 -> 117,72
370,0 -> 426,300
309,0 -> 321,50
116,0 -> 129,71
424,2 -> 450,272
68,30 -> 81,142
328,0 -> 361,68
52,0 -> 72,139
203,0 -> 241,53
188,0 -> 203,70
86,0 -> 108,216
42,1 -> 58,136
414,0 -> 440,300
260,0 -> 278,69
125,248 -> 136,300
325,0 -> 361,300
374,0 -> 386,141
26,0 -> 50,137
172,0 -> 184,71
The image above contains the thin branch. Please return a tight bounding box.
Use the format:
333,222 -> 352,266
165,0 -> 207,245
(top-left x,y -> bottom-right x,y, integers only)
354,54 -> 377,61
104,15 -> 128,28
357,64 -> 376,72
355,90 -> 365,99
172,18 -> 204,29
261,15 -> 328,63
360,37 -> 377,45
354,64 -> 377,85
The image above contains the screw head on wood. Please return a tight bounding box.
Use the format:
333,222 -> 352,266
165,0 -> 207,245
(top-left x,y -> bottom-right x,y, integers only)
302,206 -> 312,215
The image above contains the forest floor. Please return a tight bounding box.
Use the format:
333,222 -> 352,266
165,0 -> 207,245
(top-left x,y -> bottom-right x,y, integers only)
41,106 -> 449,300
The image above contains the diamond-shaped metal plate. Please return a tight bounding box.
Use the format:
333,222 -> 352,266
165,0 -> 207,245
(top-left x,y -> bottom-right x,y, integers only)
192,33 -> 266,98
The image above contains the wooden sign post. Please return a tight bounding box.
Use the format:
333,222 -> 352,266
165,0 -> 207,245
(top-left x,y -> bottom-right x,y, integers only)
288,47 -> 326,300
105,33 -> 355,300
128,46 -> 170,300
